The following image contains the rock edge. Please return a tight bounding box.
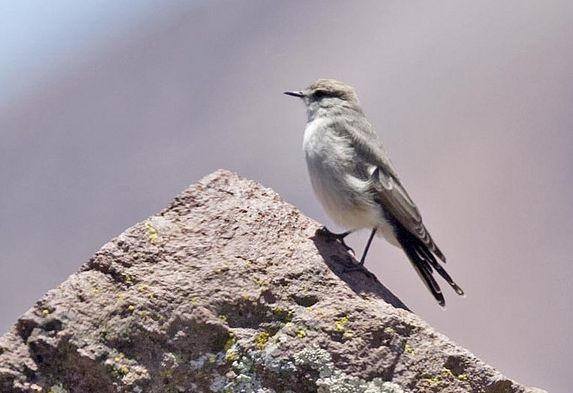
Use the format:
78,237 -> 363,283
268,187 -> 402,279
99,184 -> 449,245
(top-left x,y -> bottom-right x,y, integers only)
0,170 -> 546,393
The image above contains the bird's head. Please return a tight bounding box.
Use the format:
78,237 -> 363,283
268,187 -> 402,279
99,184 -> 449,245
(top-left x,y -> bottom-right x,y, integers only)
284,79 -> 360,120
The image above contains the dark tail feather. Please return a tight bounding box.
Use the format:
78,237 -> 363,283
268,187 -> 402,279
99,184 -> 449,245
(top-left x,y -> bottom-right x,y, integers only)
400,237 -> 446,306
396,227 -> 464,306
428,237 -> 446,263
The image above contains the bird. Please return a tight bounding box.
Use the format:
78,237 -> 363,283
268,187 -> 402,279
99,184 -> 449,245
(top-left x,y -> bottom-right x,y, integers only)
284,79 -> 464,306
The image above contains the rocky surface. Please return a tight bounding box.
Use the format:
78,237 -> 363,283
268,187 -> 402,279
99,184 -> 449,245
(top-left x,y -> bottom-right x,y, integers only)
0,170 -> 546,393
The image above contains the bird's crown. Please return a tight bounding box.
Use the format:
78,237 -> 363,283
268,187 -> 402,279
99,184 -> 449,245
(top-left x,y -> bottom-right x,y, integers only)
306,79 -> 358,102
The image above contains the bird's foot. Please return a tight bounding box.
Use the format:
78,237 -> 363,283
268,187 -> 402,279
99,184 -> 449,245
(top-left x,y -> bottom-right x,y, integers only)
332,255 -> 375,279
316,227 -> 355,255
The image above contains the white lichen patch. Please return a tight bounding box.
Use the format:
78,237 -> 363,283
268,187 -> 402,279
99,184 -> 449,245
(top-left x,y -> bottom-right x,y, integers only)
50,385 -> 69,393
294,346 -> 406,393
223,333 -> 402,393
189,352 -> 225,370
224,354 -> 276,393
294,345 -> 332,375
161,352 -> 179,369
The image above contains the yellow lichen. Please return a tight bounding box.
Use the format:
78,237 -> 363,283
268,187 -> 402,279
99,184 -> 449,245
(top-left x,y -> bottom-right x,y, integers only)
115,364 -> 129,376
144,221 -> 158,243
383,326 -> 395,335
159,369 -> 172,380
254,331 -> 270,350
334,315 -> 349,333
218,314 -> 228,322
123,274 -> 134,286
272,307 -> 294,322
422,374 -> 441,386
225,350 -> 238,362
458,374 -> 468,381
42,309 -> 50,317
191,296 -> 200,304
404,343 -> 414,354
110,353 -> 129,378
296,329 -> 306,338
127,304 -> 135,312
224,335 -> 236,352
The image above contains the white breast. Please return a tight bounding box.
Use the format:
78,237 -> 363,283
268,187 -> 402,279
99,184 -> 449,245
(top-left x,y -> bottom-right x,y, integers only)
302,117 -> 399,246
303,118 -> 374,228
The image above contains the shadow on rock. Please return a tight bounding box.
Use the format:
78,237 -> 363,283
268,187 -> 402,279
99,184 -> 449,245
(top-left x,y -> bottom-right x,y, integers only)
311,229 -> 410,311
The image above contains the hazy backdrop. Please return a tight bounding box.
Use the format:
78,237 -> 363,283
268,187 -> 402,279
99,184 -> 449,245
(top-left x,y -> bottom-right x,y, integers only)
1,1 -> 571,392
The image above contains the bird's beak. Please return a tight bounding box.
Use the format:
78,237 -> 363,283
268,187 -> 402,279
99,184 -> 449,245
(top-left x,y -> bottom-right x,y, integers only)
283,90 -> 305,98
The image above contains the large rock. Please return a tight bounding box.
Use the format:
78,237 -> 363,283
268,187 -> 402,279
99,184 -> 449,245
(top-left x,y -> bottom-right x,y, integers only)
0,170 -> 546,393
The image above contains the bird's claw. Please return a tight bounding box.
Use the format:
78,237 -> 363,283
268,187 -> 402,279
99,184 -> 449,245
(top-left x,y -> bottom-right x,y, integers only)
316,227 -> 355,255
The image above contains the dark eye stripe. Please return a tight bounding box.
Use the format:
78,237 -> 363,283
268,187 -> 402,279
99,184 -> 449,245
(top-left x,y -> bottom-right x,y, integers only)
313,90 -> 328,98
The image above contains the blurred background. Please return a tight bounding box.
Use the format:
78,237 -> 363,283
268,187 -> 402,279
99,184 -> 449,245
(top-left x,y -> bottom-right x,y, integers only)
1,1 -> 571,391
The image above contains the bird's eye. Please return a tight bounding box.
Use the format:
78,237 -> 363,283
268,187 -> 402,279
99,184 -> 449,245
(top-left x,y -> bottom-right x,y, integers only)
313,90 -> 327,98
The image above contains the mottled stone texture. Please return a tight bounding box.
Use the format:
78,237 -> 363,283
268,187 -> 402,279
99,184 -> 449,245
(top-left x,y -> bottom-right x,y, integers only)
0,170 -> 546,393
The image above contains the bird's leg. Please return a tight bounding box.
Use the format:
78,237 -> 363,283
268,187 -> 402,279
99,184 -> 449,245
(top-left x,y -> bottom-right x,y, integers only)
316,227 -> 355,255
358,227 -> 377,265
325,227 -> 377,279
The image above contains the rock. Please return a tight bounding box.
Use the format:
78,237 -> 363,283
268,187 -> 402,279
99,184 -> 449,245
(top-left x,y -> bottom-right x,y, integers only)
0,170 -> 546,393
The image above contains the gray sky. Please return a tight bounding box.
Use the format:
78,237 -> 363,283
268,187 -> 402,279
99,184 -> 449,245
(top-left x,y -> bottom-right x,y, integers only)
1,1 -> 571,392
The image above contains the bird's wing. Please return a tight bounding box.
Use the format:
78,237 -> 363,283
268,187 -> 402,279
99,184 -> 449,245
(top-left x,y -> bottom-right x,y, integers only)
371,165 -> 446,262
335,116 -> 446,261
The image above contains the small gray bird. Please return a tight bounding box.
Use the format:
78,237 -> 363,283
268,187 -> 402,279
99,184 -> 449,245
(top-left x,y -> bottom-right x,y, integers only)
284,79 -> 464,306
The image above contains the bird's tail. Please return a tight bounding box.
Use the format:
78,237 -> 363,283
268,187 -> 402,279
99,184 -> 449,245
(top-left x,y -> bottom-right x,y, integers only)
395,226 -> 464,307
